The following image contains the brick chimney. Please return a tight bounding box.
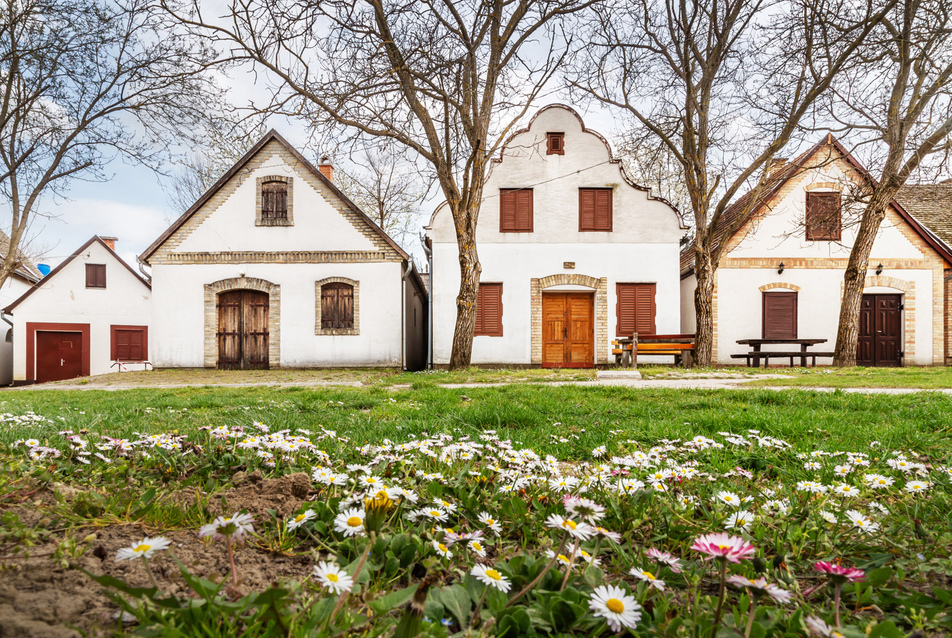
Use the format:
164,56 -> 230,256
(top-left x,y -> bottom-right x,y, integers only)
318,155 -> 333,182
101,236 -> 117,251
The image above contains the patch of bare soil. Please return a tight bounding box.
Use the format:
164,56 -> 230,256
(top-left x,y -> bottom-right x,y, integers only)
0,473 -> 315,637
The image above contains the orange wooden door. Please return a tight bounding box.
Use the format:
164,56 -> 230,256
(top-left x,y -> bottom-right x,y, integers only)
542,293 -> 594,368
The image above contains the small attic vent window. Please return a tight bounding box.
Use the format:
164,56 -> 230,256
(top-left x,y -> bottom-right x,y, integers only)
256,176 -> 294,226
547,132 -> 564,155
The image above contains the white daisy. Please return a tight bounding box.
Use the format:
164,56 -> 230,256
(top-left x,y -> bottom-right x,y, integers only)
715,491 -> 741,507
630,567 -> 666,591
116,536 -> 171,561
333,508 -> 366,537
589,584 -> 642,632
313,561 -> 353,594
432,540 -> 453,559
468,539 -> 487,558
471,564 -> 511,592
724,510 -> 754,532
905,480 -> 931,494
477,511 -> 502,535
287,510 -> 316,531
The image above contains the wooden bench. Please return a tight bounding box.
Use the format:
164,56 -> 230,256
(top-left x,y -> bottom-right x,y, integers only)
731,351 -> 835,367
613,334 -> 696,368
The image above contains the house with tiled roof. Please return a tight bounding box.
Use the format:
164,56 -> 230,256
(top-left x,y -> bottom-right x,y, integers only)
139,130 -> 427,371
681,135 -> 952,366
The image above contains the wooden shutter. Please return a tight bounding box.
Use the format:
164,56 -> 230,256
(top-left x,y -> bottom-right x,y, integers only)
762,292 -> 798,339
475,283 -> 503,336
262,181 -> 287,220
806,192 -> 840,240
580,188 -> 613,231
616,283 -> 656,336
321,283 -> 354,329
500,189 -> 532,231
321,285 -> 339,329
86,264 -> 106,288
111,326 -> 147,361
547,132 -> 564,155
338,285 -> 354,328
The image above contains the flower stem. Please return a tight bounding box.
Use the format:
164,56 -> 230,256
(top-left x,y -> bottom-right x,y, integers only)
712,559 -> 728,637
226,534 -> 238,588
142,556 -> 160,590
469,585 -> 489,629
744,598 -> 758,638
328,533 -> 373,627
833,582 -> 843,627
506,535 -> 568,608
559,538 -> 580,592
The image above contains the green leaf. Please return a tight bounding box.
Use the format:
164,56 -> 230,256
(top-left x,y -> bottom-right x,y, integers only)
434,584 -> 471,627
497,607 -> 533,638
867,621 -> 903,638
369,584 -> 419,615
865,566 -> 893,588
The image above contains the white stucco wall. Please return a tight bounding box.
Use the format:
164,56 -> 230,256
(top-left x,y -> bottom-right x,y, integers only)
151,260 -> 404,368
426,105 -> 685,365
680,273 -> 697,334
9,240 -> 152,380
0,276 -> 35,385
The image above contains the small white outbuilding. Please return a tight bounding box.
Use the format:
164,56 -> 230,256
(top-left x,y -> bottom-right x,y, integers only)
4,236 -> 153,382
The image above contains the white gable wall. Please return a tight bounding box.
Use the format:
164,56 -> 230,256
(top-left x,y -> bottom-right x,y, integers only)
9,240 -> 152,380
0,276 -> 36,385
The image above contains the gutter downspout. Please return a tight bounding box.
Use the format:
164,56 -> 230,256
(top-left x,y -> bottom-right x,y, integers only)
137,257 -> 152,284
420,232 -> 433,369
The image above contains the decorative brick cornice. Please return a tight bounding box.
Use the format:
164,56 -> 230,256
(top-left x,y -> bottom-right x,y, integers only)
203,277 -> 281,368
315,277 -> 360,335
152,251 -> 399,265
759,282 -> 802,292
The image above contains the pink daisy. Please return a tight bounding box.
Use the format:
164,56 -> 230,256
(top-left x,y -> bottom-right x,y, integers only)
813,561 -> 865,583
690,532 -> 756,563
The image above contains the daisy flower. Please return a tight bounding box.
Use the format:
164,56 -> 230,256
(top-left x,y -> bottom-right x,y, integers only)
796,480 -> 828,494
545,549 -> 573,567
116,536 -> 171,561
333,508 -> 366,537
313,561 -> 354,595
905,480 -> 931,494
814,561 -> 865,583
589,584 -> 642,632
630,567 -> 666,591
432,540 -> 453,559
726,575 -> 792,603
646,548 -> 682,573
422,506 -> 449,522
594,526 -> 622,543
468,539 -> 487,558
563,496 -> 605,522
715,491 -> 741,507
844,509 -> 880,534
690,533 -> 756,563
199,512 -> 255,543
724,510 -> 754,532
287,510 -> 317,531
865,474 -> 893,489
819,511 -> 837,524
477,511 -> 502,534
545,514 -> 596,541
471,564 -> 511,592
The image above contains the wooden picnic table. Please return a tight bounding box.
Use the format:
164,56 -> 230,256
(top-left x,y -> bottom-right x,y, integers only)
734,338 -> 830,368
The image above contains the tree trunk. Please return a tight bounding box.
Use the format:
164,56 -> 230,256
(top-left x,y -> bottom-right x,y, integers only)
832,188 -> 894,366
693,246 -> 715,367
448,235 -> 481,370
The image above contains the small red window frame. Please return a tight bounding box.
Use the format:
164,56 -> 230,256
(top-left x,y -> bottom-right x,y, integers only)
547,132 -> 564,155
110,325 -> 149,362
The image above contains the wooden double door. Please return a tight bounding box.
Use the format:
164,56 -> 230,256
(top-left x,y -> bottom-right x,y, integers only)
542,293 -> 594,368
217,290 -> 270,370
857,294 -> 901,367
36,332 -> 83,382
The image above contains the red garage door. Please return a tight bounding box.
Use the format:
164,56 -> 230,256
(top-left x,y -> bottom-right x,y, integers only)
36,331 -> 84,383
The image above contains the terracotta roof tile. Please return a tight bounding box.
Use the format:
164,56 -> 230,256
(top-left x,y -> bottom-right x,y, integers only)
895,183 -> 952,247
0,229 -> 41,282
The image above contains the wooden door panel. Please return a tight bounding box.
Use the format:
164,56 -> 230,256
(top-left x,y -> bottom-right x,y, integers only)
874,295 -> 901,366
567,294 -> 594,365
857,296 -> 874,366
36,332 -> 83,383
542,295 -> 566,367
218,290 -> 270,370
542,293 -> 593,368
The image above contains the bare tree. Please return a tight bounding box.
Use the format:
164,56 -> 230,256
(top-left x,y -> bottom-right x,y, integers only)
166,116 -> 267,216
829,0 -> 952,366
332,143 -> 430,252
570,0 -> 894,366
0,0 -> 219,290
614,133 -> 691,223
164,0 -> 595,369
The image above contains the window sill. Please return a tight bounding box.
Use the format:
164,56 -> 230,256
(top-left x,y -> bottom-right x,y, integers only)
256,218 -> 293,227
316,328 -> 359,336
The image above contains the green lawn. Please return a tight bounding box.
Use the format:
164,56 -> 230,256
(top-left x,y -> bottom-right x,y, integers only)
2,385 -> 952,636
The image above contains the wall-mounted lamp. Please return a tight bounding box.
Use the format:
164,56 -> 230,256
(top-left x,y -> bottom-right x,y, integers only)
777,261 -> 785,275
875,263 -> 883,275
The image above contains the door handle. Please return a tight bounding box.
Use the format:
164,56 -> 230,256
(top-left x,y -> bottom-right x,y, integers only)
563,328 -> 567,338
60,359 -> 65,366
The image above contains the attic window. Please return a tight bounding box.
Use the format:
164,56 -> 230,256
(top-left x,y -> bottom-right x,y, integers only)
256,176 -> 294,226
547,132 -> 564,155
86,264 -> 106,288
806,192 -> 841,241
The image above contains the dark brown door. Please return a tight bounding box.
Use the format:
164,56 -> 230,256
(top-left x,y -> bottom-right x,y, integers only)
857,294 -> 901,366
36,332 -> 83,382
542,293 -> 594,368
217,290 -> 269,370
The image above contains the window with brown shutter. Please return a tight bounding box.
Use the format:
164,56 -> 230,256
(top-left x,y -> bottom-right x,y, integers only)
806,192 -> 841,240
616,283 -> 656,336
261,180 -> 288,222
110,325 -> 148,362
85,264 -> 106,288
499,189 -> 533,232
762,292 -> 798,339
579,188 -> 613,231
475,283 -> 503,336
321,283 -> 354,329
547,132 -> 564,155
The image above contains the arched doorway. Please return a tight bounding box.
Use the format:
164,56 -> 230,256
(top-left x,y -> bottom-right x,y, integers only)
217,290 -> 270,369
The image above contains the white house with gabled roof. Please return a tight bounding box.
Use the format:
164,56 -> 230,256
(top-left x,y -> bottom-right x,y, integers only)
424,104 -> 686,367
4,236 -> 153,382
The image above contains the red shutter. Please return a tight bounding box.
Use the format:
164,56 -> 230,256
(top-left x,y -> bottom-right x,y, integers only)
500,190 -> 532,231
579,189 -> 596,230
580,189 -> 612,231
616,283 -> 656,336
806,192 -> 840,240
475,283 -> 503,336
111,326 -> 147,361
595,189 -> 612,231
500,190 -> 517,231
762,292 -> 798,339
516,190 -> 532,231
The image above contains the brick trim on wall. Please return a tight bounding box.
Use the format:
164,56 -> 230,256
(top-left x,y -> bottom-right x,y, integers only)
759,282 -> 802,292
530,274 -> 608,365
25,322 -> 91,382
315,277 -> 360,335
203,277 -> 281,368
153,251 -> 400,265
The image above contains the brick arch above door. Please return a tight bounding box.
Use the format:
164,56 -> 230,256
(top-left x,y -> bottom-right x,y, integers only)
530,274 -> 608,365
203,276 -> 281,368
